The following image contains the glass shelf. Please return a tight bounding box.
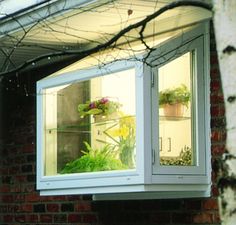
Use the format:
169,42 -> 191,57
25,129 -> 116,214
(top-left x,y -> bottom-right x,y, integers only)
46,115 -> 135,132
159,115 -> 191,121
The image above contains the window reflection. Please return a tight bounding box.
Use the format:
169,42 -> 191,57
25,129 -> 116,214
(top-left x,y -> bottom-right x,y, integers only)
44,69 -> 136,175
158,52 -> 194,166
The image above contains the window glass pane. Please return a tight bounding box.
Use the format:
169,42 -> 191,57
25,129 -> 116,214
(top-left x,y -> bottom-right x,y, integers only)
158,52 -> 194,166
44,68 -> 136,175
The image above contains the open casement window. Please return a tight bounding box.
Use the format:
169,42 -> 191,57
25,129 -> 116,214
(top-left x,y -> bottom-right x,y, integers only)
151,33 -> 208,179
37,22 -> 210,199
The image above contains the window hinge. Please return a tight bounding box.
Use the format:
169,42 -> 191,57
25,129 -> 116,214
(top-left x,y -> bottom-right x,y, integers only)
151,72 -> 155,87
152,148 -> 156,165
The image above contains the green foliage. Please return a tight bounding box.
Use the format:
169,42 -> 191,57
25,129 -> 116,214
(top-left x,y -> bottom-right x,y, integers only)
159,84 -> 191,107
160,146 -> 192,166
60,142 -> 126,174
78,97 -> 121,117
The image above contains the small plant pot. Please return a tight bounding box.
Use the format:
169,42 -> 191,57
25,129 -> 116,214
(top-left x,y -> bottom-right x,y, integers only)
93,112 -> 119,123
163,103 -> 185,117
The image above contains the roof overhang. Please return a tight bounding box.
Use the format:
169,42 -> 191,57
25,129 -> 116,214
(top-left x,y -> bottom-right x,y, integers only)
0,0 -> 212,76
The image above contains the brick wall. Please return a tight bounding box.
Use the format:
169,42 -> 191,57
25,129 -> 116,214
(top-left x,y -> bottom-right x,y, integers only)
0,29 -> 224,225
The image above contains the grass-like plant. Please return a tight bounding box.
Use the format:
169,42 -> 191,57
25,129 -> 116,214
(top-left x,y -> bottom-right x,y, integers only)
160,146 -> 192,166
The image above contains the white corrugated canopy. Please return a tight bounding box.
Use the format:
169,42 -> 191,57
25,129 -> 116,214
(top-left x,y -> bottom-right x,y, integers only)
0,0 -> 212,75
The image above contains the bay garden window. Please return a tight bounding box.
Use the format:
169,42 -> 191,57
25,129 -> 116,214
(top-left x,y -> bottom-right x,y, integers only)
37,22 -> 211,199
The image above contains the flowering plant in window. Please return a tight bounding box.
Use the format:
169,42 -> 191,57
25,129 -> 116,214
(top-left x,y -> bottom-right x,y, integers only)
107,115 -> 136,168
78,97 -> 121,118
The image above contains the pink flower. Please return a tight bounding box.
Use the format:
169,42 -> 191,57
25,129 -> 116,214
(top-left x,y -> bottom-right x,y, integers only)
89,102 -> 96,109
100,98 -> 109,104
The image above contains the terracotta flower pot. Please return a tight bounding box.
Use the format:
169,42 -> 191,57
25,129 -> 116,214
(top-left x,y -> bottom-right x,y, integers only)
163,103 -> 184,117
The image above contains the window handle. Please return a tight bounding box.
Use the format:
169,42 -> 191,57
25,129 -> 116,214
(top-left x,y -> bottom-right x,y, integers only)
168,137 -> 171,152
159,137 -> 162,152
152,148 -> 155,165
151,72 -> 155,87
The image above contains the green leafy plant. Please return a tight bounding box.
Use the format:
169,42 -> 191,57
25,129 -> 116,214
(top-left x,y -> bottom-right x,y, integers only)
60,142 -> 126,174
159,84 -> 191,107
160,146 -> 192,166
78,97 -> 121,118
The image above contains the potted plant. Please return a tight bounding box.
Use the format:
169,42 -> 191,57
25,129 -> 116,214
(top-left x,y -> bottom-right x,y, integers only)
78,97 -> 121,122
159,84 -> 190,117
60,142 -> 126,174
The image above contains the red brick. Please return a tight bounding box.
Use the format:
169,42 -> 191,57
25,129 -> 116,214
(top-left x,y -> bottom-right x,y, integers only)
18,204 -> 33,213
6,205 -> 18,213
212,185 -> 219,197
0,185 -> 10,192
67,195 -> 82,201
68,214 -> 82,223
38,195 -> 52,202
47,195 -> 67,201
15,175 -> 27,182
54,214 -> 67,223
211,145 -> 226,156
3,215 -> 14,222
211,93 -> 224,104
211,80 -> 221,92
193,212 -> 213,223
24,184 -> 35,193
211,105 -> 225,117
76,202 -> 92,212
26,214 -> 38,223
203,198 -> 219,210
211,130 -> 226,142
25,193 -> 41,202
15,194 -> 25,202
1,195 -> 14,203
213,212 -> 221,223
11,185 -> 22,193
211,131 -> 219,142
40,214 -> 53,223
210,68 -> 220,79
212,170 -> 218,183
9,166 -> 20,174
210,54 -> 219,65
47,203 -> 59,212
15,215 -> 26,223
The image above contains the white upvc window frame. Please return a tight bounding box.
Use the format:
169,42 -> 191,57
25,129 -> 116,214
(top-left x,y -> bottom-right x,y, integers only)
148,22 -> 211,185
37,59 -> 147,195
36,22 -> 210,198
